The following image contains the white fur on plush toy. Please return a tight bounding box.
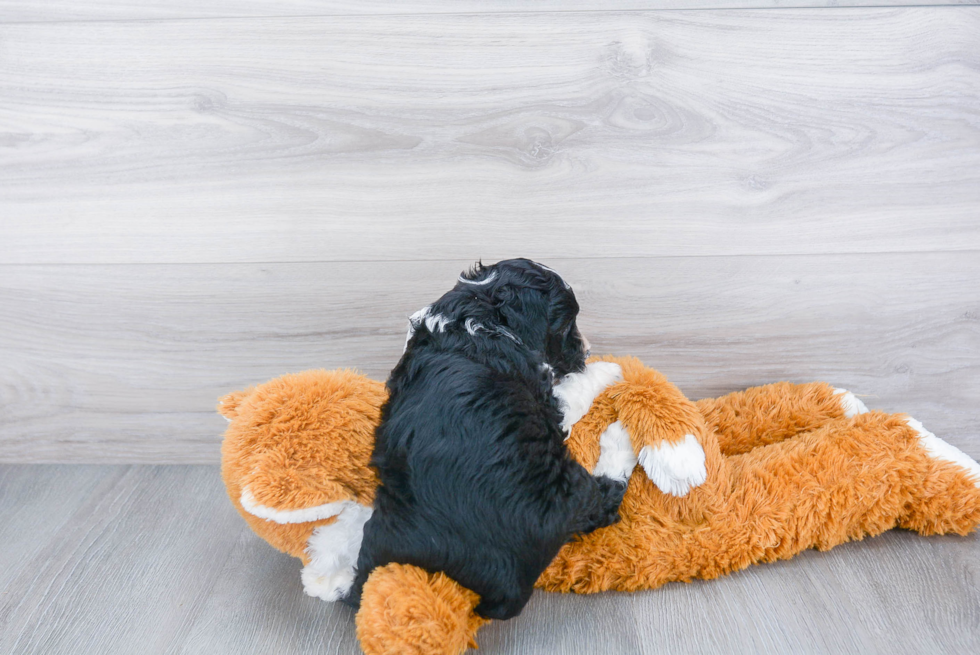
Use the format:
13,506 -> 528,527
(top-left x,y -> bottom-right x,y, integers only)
593,421 -> 638,483
553,362 -> 624,433
906,418 -> 980,488
638,435 -> 707,498
832,388 -> 869,418
241,486 -> 348,524
301,502 -> 374,601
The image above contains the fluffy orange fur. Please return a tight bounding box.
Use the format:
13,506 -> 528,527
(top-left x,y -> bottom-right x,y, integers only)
220,357 -> 980,655
356,563 -> 489,655
219,369 -> 384,563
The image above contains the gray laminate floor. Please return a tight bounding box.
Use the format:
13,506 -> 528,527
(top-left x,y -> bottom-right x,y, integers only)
1,465 -> 978,654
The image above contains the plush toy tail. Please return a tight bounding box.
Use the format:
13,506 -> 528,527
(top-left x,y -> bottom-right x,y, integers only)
356,563 -> 489,655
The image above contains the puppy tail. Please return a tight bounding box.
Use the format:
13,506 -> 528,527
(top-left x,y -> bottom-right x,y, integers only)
356,563 -> 488,655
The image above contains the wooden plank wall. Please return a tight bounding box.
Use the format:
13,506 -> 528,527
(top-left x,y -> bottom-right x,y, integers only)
2,2 -> 978,22
1,3 -> 978,463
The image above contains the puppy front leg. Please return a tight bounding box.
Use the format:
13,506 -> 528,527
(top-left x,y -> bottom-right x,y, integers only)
474,579 -> 535,621
573,421 -> 635,532
567,473 -> 627,536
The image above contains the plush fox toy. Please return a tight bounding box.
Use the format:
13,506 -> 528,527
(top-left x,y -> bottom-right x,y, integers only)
219,356 -> 980,655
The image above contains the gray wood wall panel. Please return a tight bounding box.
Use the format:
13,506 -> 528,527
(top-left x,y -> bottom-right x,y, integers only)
2,2 -> 979,23
2,9 -> 979,264
2,253 -> 977,464
1,466 -> 977,654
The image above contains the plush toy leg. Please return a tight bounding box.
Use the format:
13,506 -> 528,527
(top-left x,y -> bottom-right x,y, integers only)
580,356 -> 710,497
541,411 -> 980,594
695,381 -> 867,456
897,418 -> 980,535
722,411 -> 980,563
356,563 -> 489,655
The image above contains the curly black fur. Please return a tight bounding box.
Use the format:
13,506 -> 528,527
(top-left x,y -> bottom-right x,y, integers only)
343,259 -> 626,620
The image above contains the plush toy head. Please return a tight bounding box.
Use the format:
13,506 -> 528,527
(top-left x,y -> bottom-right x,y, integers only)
219,369 -> 385,565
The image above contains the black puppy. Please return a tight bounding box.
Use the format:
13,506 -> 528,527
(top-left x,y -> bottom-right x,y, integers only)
343,259 -> 628,620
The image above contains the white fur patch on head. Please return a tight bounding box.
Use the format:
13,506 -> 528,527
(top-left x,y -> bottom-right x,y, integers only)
552,361 -> 624,434
403,305 -> 452,351
833,388 -> 870,417
423,312 -> 452,333
240,486 -> 349,524
403,306 -> 431,352
592,420 -> 638,483
638,433 -> 707,497
301,502 -> 374,602
495,325 -> 520,344
463,317 -> 521,344
906,418 -> 980,488
458,269 -> 498,286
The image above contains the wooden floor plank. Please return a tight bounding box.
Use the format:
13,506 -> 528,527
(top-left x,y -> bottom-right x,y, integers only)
1,466 -> 977,653
1,9 -> 978,263
171,526 -> 361,655
1,253 -> 977,463
2,2 -> 977,23
481,531 -> 980,653
0,466 -> 126,596
0,466 -> 246,655
623,531 -> 980,653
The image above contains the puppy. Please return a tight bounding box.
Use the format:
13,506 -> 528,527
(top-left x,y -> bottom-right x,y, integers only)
343,259 -> 629,620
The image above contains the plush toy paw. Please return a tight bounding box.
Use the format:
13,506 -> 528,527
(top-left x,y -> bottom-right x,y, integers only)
638,434 -> 707,497
302,561 -> 357,602
553,361 -> 624,433
593,420 -> 638,483
906,418 -> 980,488
356,563 -> 488,655
832,388 -> 869,417
300,503 -> 374,601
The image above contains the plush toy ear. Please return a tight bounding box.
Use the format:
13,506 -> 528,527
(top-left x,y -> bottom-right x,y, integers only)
356,563 -> 489,655
217,389 -> 251,419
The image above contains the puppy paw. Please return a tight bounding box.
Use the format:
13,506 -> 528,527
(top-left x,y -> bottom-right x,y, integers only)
300,503 -> 373,602
553,361 -> 623,433
638,434 -> 707,497
832,388 -> 869,418
592,420 -> 638,483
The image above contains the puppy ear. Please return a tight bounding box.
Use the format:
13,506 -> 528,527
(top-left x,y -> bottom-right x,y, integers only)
493,284 -> 551,348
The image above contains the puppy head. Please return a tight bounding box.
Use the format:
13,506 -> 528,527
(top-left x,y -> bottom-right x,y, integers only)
457,259 -> 589,378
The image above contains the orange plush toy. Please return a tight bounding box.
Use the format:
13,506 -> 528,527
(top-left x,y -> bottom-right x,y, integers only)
219,357 -> 980,655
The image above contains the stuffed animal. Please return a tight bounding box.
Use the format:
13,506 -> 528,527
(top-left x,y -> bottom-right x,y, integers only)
219,356 -> 980,655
